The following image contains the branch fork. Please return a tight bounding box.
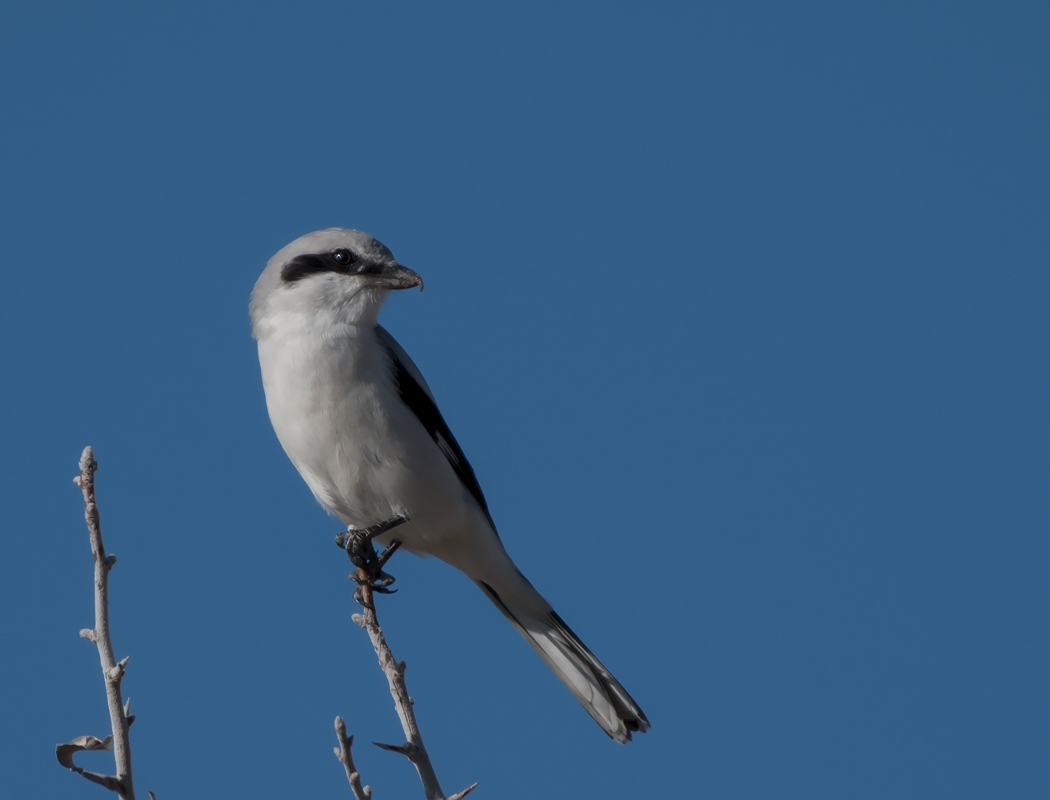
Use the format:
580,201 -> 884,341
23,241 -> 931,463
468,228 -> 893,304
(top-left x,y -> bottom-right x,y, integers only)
333,522 -> 478,800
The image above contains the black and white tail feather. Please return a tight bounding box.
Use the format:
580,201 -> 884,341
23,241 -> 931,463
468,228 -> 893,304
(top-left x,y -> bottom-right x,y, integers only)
478,579 -> 649,742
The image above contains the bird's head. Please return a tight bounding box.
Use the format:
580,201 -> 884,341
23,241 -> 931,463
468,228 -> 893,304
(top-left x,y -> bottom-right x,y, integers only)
250,228 -> 422,338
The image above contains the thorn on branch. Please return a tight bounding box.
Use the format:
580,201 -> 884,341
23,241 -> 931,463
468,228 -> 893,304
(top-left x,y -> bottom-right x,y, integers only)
448,783 -> 480,800
373,740 -> 419,761
107,656 -> 129,682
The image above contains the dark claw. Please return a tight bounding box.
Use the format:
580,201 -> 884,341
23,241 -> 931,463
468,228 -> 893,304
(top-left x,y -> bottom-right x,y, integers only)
336,518 -> 407,591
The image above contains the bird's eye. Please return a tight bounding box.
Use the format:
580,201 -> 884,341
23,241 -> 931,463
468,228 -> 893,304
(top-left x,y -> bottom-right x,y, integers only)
332,248 -> 355,265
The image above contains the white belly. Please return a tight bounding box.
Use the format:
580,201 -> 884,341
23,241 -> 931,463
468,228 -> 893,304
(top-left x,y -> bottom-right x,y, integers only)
257,321 -> 483,558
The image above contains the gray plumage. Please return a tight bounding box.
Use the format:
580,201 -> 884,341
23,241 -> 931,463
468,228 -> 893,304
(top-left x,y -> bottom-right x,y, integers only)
251,228 -> 649,742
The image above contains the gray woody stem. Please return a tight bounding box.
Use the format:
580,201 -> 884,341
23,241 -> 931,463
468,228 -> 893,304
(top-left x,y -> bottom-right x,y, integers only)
334,716 -> 372,800
71,447 -> 136,800
347,570 -> 477,800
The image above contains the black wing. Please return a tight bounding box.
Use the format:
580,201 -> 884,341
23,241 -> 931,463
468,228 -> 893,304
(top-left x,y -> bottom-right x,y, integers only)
377,327 -> 496,531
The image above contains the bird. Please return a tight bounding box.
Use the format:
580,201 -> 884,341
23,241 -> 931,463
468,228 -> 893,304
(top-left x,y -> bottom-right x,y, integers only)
250,228 -> 649,743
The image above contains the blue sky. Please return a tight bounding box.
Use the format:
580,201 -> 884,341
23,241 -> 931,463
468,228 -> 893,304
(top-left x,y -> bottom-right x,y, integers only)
2,2 -> 1048,798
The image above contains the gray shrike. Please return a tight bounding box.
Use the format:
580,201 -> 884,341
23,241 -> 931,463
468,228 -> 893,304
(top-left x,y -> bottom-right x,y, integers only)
250,228 -> 649,743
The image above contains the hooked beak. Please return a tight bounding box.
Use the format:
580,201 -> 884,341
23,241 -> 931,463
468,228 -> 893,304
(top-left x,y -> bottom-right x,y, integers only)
380,262 -> 424,291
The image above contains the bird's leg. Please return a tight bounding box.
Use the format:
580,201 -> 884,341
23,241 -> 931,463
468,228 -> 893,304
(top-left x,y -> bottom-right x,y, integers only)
372,539 -> 402,587
334,515 -> 407,594
335,515 -> 407,568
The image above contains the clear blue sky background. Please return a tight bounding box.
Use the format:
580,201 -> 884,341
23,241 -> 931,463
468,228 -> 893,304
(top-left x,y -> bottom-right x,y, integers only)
2,2 -> 1047,798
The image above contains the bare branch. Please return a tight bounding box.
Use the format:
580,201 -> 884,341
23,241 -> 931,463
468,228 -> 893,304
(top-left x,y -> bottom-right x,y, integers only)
334,716 -> 372,800
336,528 -> 477,800
58,447 -> 137,799
355,572 -> 447,800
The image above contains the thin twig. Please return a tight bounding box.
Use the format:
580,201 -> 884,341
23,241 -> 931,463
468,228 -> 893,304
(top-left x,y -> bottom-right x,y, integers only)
354,573 -> 446,800
58,447 -> 136,799
334,716 -> 372,800
340,536 -> 476,800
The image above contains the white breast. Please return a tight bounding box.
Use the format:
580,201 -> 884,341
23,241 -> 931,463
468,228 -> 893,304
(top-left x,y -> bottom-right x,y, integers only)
256,312 -> 484,556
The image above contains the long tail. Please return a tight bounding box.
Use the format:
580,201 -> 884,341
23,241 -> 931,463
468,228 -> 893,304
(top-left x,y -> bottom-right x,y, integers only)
475,574 -> 650,743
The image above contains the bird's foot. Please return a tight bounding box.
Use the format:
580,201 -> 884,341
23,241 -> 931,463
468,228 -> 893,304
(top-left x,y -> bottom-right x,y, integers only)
335,516 -> 407,594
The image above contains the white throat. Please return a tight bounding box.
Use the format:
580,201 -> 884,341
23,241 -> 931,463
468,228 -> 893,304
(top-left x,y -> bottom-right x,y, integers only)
253,274 -> 388,340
